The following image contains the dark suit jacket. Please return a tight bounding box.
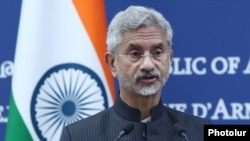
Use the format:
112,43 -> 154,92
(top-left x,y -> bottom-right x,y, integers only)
60,96 -> 211,141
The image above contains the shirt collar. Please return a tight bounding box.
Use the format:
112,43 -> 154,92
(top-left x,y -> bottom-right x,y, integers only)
113,94 -> 165,122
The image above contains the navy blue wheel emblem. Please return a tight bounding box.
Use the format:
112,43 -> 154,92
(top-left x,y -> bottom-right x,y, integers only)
31,63 -> 109,141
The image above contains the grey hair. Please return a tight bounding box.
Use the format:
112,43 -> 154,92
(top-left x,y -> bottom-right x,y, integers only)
106,5 -> 173,53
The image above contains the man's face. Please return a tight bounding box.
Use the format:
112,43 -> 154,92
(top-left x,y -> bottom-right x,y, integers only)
114,26 -> 172,96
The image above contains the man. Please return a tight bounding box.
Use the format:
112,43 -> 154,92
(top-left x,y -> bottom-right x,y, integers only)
60,5 -> 210,141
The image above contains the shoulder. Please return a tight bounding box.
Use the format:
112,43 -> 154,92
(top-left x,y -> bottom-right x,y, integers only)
60,108 -> 115,140
164,106 -> 211,125
163,106 -> 211,141
66,107 -> 114,130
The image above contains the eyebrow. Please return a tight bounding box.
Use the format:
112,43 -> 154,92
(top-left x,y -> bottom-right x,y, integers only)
153,43 -> 164,48
128,43 -> 141,49
128,43 -> 164,49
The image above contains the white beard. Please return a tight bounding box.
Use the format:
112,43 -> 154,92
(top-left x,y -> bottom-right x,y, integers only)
115,61 -> 169,96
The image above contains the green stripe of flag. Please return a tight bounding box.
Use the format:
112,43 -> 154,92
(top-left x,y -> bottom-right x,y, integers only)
5,93 -> 32,141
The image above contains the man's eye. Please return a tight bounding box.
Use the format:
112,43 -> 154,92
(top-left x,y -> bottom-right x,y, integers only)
128,52 -> 142,57
152,51 -> 163,57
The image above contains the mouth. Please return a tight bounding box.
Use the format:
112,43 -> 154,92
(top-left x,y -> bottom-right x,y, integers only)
139,75 -> 158,84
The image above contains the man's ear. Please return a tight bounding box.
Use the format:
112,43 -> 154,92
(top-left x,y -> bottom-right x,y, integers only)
169,51 -> 173,67
170,51 -> 173,61
104,52 -> 117,77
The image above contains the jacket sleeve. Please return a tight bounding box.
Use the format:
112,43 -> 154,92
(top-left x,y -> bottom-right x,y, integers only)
60,126 -> 71,141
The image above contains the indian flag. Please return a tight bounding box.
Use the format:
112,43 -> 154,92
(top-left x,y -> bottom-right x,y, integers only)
5,0 -> 115,141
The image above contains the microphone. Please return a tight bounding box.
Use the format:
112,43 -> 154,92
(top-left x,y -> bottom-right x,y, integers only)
114,123 -> 135,141
173,123 -> 190,141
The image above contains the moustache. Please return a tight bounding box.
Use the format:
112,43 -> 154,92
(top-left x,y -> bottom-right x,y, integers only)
135,70 -> 160,81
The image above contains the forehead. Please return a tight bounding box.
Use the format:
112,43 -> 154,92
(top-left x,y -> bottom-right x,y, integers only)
119,26 -> 168,50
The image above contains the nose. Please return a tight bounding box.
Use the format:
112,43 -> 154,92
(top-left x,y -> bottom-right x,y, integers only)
139,54 -> 155,71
